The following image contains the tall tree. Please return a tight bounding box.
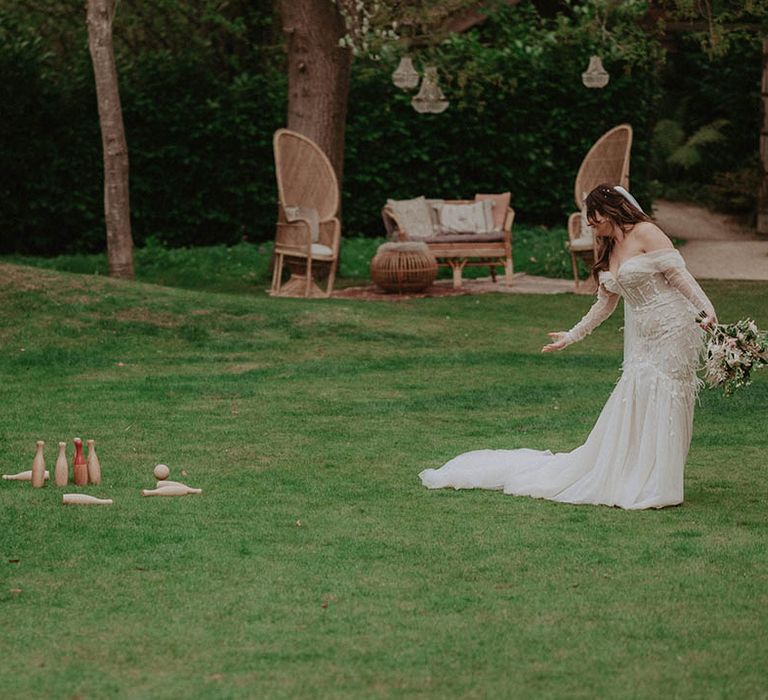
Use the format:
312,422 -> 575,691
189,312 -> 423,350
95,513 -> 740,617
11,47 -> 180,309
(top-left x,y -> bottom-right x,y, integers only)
86,0 -> 134,278
760,37 -> 768,235
276,0 -> 513,187
278,0 -> 353,183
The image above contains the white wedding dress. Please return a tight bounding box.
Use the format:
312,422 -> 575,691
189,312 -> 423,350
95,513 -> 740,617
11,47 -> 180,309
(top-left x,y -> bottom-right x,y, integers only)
419,248 -> 715,510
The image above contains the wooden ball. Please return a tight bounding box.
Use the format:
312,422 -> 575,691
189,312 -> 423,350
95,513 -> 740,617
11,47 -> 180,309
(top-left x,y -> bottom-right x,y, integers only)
153,464 -> 170,480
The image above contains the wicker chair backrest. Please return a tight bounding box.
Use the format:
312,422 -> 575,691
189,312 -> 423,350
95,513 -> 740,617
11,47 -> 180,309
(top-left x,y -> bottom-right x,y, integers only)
574,124 -> 633,209
274,129 -> 339,221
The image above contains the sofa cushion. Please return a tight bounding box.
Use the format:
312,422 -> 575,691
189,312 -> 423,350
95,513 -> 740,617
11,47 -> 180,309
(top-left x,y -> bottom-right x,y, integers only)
426,199 -> 445,232
475,192 -> 511,230
567,236 -> 594,252
569,202 -> 594,252
284,205 -> 320,242
424,231 -> 505,244
579,192 -> 593,240
387,196 -> 434,240
437,200 -> 494,234
311,243 -> 334,257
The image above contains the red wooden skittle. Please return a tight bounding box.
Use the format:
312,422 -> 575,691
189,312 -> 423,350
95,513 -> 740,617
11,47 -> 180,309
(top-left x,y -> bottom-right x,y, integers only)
73,438 -> 88,486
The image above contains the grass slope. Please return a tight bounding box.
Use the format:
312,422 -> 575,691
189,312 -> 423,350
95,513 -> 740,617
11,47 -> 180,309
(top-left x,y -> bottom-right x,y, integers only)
0,225 -> 583,295
0,263 -> 766,699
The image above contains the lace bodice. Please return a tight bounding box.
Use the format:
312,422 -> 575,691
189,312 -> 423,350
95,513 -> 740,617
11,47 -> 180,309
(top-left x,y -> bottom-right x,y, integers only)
564,249 -> 715,346
600,249 -> 713,315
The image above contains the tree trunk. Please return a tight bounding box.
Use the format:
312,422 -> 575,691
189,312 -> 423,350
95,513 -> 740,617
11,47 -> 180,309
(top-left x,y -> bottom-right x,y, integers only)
86,0 -> 134,278
278,0 -> 352,186
758,37 -> 768,236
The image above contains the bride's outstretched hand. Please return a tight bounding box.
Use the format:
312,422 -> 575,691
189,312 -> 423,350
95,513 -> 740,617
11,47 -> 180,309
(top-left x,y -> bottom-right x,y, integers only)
542,332 -> 569,353
699,313 -> 718,330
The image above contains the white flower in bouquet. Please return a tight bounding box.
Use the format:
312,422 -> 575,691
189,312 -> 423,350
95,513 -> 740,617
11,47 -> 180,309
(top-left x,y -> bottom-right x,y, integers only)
698,314 -> 768,395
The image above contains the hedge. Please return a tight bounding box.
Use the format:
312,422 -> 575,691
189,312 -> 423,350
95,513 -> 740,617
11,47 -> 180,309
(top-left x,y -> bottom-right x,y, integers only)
2,4 -> 753,255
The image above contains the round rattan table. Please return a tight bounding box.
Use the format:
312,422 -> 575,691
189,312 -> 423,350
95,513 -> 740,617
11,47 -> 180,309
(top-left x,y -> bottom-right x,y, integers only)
370,242 -> 438,293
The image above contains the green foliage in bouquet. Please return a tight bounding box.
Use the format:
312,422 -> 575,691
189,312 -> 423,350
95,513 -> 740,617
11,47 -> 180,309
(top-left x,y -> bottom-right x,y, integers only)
699,314 -> 768,395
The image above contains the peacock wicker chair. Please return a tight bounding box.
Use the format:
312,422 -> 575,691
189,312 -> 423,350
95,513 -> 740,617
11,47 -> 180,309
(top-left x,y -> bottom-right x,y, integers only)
271,129 -> 341,298
567,124 -> 633,291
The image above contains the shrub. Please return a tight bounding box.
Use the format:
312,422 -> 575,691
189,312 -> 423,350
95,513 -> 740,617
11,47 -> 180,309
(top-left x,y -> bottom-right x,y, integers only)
0,3 -> 664,254
652,32 -> 762,211
705,161 -> 761,215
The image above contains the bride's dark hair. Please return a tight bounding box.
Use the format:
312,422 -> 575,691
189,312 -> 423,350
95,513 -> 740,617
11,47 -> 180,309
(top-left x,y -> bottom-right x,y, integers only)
586,183 -> 652,284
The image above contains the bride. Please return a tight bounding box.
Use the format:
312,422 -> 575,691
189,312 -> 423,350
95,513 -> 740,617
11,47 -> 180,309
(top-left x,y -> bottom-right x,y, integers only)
419,184 -> 717,510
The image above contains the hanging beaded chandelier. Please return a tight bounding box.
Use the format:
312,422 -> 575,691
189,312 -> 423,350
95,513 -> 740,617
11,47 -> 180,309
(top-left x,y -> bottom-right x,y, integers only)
582,55 -> 609,88
392,56 -> 420,89
411,66 -> 449,114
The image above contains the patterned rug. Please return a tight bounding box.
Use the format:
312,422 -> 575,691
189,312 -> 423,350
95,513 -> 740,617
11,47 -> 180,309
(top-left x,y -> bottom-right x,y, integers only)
332,273 -> 582,301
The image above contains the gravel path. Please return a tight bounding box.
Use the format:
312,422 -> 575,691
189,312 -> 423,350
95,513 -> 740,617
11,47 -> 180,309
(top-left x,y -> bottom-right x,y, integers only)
653,200 -> 768,280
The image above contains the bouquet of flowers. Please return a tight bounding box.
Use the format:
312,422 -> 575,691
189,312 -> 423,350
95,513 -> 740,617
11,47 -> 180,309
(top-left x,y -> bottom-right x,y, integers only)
698,314 -> 768,395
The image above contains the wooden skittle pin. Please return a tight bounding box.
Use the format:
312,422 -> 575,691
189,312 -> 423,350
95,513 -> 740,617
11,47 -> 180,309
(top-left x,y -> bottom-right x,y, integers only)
155,480 -> 194,489
86,439 -> 102,485
55,442 -> 68,487
31,441 -> 46,488
3,470 -> 50,481
141,485 -> 202,497
62,494 -> 113,505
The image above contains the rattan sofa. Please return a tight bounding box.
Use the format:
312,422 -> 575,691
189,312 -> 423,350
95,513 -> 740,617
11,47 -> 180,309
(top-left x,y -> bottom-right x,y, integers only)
381,198 -> 514,289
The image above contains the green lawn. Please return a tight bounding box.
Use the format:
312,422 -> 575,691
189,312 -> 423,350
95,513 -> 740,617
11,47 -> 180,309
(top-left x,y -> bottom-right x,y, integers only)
0,261 -> 766,699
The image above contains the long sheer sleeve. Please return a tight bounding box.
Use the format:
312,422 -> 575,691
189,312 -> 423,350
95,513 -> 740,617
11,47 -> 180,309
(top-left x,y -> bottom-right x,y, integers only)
655,251 -> 716,319
563,285 -> 620,346
662,267 -> 716,318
